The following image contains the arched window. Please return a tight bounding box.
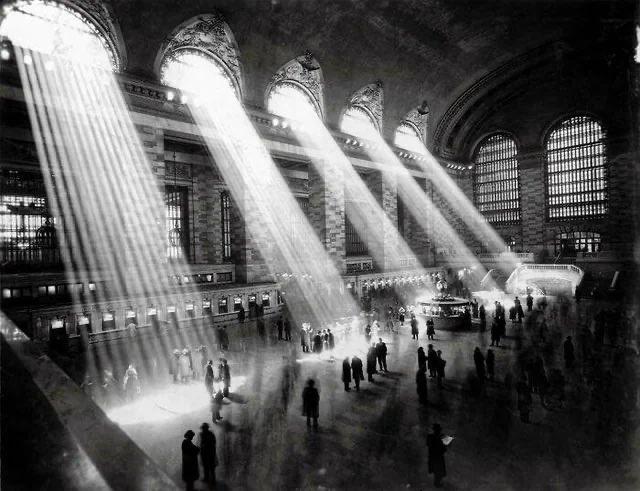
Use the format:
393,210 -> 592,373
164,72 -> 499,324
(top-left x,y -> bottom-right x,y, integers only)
545,115 -> 607,220
340,106 -> 379,140
221,191 -> 232,261
0,1 -> 118,69
266,82 -> 318,121
394,122 -> 424,154
554,231 -> 601,255
473,134 -> 520,223
161,51 -> 237,100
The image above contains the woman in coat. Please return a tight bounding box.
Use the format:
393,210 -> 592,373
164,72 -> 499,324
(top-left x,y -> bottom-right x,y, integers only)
417,347 -> 427,372
427,423 -> 447,487
182,430 -> 199,491
366,345 -> 377,382
302,379 -> 320,428
342,357 -> 352,391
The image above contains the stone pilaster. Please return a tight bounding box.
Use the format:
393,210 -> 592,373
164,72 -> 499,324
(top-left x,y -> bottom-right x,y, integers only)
308,161 -> 346,274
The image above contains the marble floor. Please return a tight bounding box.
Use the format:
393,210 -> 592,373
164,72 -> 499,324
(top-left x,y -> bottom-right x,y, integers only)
98,298 -> 640,490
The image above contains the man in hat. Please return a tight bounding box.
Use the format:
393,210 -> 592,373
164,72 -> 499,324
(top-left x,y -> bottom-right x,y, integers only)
427,423 -> 447,487
302,379 -> 320,429
220,358 -> 231,397
351,354 -> 364,391
181,430 -> 199,491
199,422 -> 218,483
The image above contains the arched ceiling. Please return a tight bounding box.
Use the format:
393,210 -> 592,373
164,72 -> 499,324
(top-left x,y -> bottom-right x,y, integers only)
109,0 -> 635,146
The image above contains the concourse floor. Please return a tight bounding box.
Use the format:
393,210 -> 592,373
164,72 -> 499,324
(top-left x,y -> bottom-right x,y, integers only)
106,300 -> 640,491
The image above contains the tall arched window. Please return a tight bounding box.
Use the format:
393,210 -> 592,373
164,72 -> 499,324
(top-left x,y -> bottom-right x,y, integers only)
221,191 -> 232,261
545,115 -> 607,220
267,82 -> 319,122
473,134 -> 520,223
394,122 -> 424,154
0,1 -> 119,69
340,106 -> 378,140
161,51 -> 237,100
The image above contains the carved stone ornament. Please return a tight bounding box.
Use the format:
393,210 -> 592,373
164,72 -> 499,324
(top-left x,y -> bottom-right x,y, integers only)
12,0 -> 128,70
155,13 -> 244,98
266,52 -> 325,119
402,104 -> 429,141
346,81 -> 384,133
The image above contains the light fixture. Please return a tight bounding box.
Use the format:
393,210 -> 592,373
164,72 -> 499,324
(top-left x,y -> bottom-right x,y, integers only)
0,48 -> 10,61
166,90 -> 175,101
272,117 -> 280,127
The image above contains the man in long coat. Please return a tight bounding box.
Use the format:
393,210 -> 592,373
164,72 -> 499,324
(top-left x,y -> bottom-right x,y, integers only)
342,357 -> 352,391
427,344 -> 438,377
351,355 -> 364,391
182,430 -> 199,491
199,423 -> 218,482
417,347 -> 427,372
366,345 -> 377,382
302,379 -> 320,428
427,423 -> 447,487
416,367 -> 428,405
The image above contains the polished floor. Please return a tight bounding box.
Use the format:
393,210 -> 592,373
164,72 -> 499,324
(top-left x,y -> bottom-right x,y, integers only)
102,298 -> 640,490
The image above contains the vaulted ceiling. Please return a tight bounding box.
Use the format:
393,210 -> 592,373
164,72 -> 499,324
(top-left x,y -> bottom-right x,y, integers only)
110,0 -> 635,150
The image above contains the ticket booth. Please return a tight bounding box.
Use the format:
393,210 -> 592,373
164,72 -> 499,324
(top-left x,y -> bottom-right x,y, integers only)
125,309 -> 137,326
147,306 -> 158,329
218,297 -> 228,314
185,301 -> 195,318
233,296 -> 243,312
49,317 -> 68,351
261,293 -> 270,308
202,299 -> 212,316
248,294 -> 257,315
77,313 -> 92,348
167,305 -> 178,327
102,311 -> 115,331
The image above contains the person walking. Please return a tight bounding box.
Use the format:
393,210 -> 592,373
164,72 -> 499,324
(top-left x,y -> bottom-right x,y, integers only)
426,318 -> 435,340
479,304 -> 486,332
220,358 -> 231,397
427,423 -> 447,487
410,316 -> 419,340
436,350 -> 446,389
181,430 -> 200,491
366,345 -> 377,382
328,329 -> 335,350
284,318 -> 292,341
563,336 -> 575,369
417,347 -> 427,372
427,344 -> 438,378
342,357 -> 352,391
351,355 -> 364,391
302,379 -> 320,429
204,360 -> 214,396
365,324 -> 372,344
490,319 -> 501,347
486,349 -> 495,381
416,367 -> 428,405
526,293 -> 534,312
198,423 -> 218,483
376,338 -> 388,372
211,388 -> 224,423
301,328 -> 309,352
474,347 -> 486,381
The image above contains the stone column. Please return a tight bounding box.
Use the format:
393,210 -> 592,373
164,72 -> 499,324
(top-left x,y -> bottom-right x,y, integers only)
308,161 -> 346,274
365,170 -> 400,271
519,150 -> 547,260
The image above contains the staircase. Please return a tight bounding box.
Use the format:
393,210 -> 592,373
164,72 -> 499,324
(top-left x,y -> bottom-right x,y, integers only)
505,263 -> 585,295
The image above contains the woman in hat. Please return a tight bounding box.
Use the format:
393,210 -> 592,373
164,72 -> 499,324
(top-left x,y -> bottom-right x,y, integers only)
181,430 -> 199,491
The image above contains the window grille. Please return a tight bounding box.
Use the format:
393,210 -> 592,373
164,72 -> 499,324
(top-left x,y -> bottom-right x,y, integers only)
545,116 -> 607,220
221,192 -> 232,261
165,185 -> 189,259
473,134 -> 520,224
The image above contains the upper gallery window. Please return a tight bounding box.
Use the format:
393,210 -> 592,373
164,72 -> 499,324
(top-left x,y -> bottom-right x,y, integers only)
394,122 -> 424,154
267,82 -> 319,121
161,51 -> 237,99
545,115 -> 607,220
0,1 -> 116,69
340,106 -> 378,140
473,133 -> 520,224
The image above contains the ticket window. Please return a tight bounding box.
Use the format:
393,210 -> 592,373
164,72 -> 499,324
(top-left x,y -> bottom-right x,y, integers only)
185,302 -> 195,318
49,317 -> 68,350
77,314 -> 92,334
233,297 -> 243,312
167,305 -> 178,326
147,307 -> 158,327
202,300 -> 212,316
218,298 -> 228,314
276,290 -> 283,305
102,311 -> 115,331
125,310 -> 137,326
248,295 -> 257,312
261,293 -> 270,308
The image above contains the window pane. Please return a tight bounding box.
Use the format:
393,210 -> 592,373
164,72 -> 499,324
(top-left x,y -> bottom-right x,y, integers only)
545,116 -> 607,220
166,185 -> 189,260
473,134 -> 520,224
